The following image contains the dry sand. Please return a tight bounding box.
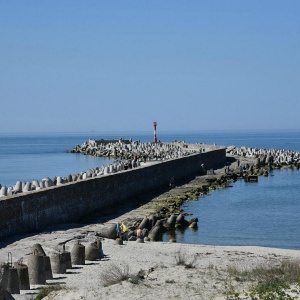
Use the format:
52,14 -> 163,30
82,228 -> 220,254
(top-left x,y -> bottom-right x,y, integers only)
1,226 -> 300,300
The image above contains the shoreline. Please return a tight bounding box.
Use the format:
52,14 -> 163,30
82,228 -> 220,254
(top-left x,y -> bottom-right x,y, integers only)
1,221 -> 300,299
1,148 -> 300,299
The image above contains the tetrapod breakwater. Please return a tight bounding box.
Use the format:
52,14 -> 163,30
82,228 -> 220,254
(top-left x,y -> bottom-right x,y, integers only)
0,144 -> 226,239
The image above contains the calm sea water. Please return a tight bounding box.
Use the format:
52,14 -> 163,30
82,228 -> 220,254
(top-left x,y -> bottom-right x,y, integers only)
163,169 -> 300,250
0,130 -> 299,250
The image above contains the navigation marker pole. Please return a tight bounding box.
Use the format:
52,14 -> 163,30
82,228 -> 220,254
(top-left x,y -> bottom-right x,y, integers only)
153,121 -> 157,143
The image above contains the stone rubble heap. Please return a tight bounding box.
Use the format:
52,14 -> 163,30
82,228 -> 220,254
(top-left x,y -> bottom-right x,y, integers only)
226,146 -> 300,169
69,139 -> 197,160
0,139 -> 197,199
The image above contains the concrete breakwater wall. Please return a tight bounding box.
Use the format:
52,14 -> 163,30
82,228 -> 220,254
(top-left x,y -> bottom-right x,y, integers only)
0,149 -> 225,239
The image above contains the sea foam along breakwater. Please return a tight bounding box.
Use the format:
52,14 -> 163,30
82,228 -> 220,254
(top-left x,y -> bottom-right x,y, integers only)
0,140 -> 226,239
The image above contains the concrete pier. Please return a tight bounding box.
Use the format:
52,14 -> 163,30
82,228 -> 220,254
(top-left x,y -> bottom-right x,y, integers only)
0,147 -> 226,239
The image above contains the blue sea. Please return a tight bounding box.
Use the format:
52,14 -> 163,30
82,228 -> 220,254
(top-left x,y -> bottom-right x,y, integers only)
0,130 -> 299,250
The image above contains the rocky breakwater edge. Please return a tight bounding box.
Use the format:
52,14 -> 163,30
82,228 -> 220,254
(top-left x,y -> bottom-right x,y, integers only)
65,138 -> 224,242
2,136 -> 299,242
0,139 -> 200,198
1,137 -> 299,237
92,141 -> 300,244
67,139 -> 228,238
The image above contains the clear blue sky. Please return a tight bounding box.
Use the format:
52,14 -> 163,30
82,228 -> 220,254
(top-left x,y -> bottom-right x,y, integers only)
0,1 -> 299,133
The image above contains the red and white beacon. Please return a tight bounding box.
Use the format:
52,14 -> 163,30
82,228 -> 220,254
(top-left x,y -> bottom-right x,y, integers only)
153,121 -> 157,143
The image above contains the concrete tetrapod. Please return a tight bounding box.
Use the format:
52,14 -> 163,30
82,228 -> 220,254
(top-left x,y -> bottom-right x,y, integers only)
22,182 -> 31,192
165,214 -> 177,229
85,242 -> 99,261
0,264 -> 16,300
0,187 -> 7,198
142,228 -> 149,238
6,253 -> 20,295
43,256 -> 53,280
14,259 -> 30,290
32,244 -> 53,280
0,264 -> 9,293
13,181 -> 22,193
71,241 -> 85,265
148,215 -> 157,230
51,252 -> 67,274
148,220 -> 164,242
64,252 -> 72,270
27,250 -> 46,285
31,244 -> 46,257
176,214 -> 185,226
138,217 -> 150,230
61,245 -> 72,270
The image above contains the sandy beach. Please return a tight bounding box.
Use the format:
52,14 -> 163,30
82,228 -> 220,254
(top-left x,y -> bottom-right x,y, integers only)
1,223 -> 300,300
